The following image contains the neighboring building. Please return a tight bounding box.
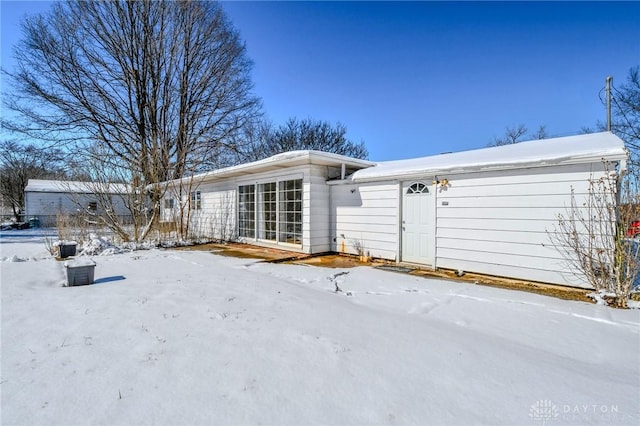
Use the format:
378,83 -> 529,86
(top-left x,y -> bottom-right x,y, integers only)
162,131 -> 627,288
24,180 -> 130,227
0,200 -> 14,222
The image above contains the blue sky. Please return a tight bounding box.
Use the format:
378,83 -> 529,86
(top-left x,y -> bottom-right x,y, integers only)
2,1 -> 639,161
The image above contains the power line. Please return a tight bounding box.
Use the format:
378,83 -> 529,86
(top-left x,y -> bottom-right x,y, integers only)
598,86 -> 606,106
610,82 -> 640,142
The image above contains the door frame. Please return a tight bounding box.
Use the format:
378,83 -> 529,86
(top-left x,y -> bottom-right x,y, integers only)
398,180 -> 437,268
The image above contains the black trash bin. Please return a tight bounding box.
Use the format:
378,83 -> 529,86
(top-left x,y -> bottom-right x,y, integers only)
58,242 -> 77,259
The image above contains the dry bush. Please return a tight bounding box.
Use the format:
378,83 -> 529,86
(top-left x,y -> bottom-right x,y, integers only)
551,163 -> 639,308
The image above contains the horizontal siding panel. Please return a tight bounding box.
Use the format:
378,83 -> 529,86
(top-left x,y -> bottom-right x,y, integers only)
335,207 -> 398,217
332,198 -> 398,209
336,243 -> 396,260
335,220 -> 397,229
436,194 -> 587,208
336,230 -> 398,244
438,207 -> 572,221
333,222 -> 398,233
335,241 -> 396,256
336,215 -> 398,226
367,249 -> 397,260
436,247 -> 570,273
357,191 -> 398,201
436,257 -> 588,288
437,228 -> 554,245
332,185 -> 398,199
440,182 -> 590,198
437,237 -> 562,259
437,217 -> 558,232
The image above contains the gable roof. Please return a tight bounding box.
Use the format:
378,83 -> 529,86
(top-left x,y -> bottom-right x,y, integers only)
349,131 -> 627,182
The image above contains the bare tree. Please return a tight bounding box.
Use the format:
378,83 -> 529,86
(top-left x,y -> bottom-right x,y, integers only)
490,124 -> 529,146
611,67 -> 640,175
231,117 -> 368,164
550,162 -> 639,308
530,125 -> 549,140
0,140 -> 66,221
3,1 -> 261,241
202,119 -> 274,168
490,124 -> 552,147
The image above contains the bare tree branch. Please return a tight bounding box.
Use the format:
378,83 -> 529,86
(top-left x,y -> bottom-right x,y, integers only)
3,1 -> 261,241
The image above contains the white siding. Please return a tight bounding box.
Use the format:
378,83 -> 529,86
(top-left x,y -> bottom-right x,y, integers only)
190,181 -> 237,241
167,165 -> 327,253
25,191 -> 129,226
434,163 -> 605,288
331,182 -> 399,260
307,165 -> 331,253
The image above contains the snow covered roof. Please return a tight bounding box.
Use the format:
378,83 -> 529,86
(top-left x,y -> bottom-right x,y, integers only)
174,150 -> 376,185
350,132 -> 628,182
24,179 -> 129,194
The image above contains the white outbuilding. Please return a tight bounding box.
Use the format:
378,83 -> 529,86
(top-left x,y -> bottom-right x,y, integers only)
162,131 -> 627,288
24,180 -> 130,227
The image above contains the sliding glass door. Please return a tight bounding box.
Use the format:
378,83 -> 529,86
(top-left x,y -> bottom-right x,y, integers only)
240,179 -> 302,246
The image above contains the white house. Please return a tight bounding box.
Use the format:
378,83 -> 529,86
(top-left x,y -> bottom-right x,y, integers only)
24,180 -> 131,227
161,151 -> 375,247
162,131 -> 627,288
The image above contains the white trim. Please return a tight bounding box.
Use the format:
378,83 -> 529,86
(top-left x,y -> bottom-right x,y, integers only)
400,180 -> 436,267
350,132 -> 627,183
396,181 -> 402,262
236,176 -> 304,249
171,151 -> 374,187
237,172 -> 304,187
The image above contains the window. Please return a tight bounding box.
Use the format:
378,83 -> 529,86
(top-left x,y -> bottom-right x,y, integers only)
190,191 -> 201,210
88,201 -> 97,212
164,198 -> 175,209
258,182 -> 277,240
406,182 -> 429,194
240,179 -> 303,245
238,185 -> 255,238
278,179 -> 302,244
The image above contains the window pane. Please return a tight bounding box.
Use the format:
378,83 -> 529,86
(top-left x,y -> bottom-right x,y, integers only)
258,182 -> 277,241
278,179 -> 303,244
407,183 -> 428,195
238,185 -> 255,238
190,191 -> 202,210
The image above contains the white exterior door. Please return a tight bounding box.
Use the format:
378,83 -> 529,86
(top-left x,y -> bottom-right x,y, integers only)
402,182 -> 434,265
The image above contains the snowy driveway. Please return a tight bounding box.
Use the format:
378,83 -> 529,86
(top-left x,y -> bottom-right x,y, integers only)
1,230 -> 639,425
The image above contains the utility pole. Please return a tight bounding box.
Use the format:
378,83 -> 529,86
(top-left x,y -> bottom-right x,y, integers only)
606,76 -> 612,131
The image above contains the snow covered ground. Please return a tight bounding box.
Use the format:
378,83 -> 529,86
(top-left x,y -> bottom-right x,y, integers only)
1,229 -> 639,425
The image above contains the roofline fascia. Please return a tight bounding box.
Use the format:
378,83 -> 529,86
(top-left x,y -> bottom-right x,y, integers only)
346,153 -> 628,184
164,151 -> 375,188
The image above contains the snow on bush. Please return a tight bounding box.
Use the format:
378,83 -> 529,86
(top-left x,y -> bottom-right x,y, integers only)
79,234 -> 124,256
77,234 -> 159,256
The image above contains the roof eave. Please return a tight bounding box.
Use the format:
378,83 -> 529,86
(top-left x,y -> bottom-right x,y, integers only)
350,151 -> 628,183
169,151 -> 375,187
